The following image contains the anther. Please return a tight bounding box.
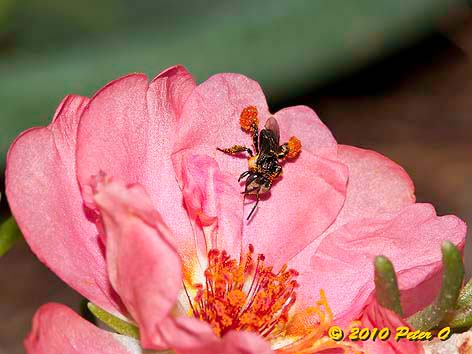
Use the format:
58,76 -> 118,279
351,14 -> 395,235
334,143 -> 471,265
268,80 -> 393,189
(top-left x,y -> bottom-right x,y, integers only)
188,246 -> 298,338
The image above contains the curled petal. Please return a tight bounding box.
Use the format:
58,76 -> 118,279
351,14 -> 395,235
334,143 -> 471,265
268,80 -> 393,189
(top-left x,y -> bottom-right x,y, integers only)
360,299 -> 425,354
6,95 -> 120,312
293,204 -> 466,323
93,180 -> 182,348
25,303 -> 140,354
180,154 -> 243,259
76,67 -> 197,266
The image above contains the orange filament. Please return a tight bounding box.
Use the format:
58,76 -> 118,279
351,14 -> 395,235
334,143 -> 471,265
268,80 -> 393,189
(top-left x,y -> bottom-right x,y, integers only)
240,106 -> 259,132
287,136 -> 302,159
186,245 -> 298,338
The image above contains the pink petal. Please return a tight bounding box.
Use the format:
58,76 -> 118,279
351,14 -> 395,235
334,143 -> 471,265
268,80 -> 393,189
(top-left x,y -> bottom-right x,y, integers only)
25,303 -> 139,354
244,152 -> 348,268
289,144 -> 416,277
173,73 -> 348,266
330,145 -> 416,231
151,316 -> 273,354
273,105 -> 337,159
220,331 -> 273,354
180,154 -> 243,259
93,180 -> 182,348
150,316 -> 220,351
292,203 -> 466,323
360,299 -> 425,354
173,73 -> 270,184
76,66 -> 197,266
6,95 -> 120,312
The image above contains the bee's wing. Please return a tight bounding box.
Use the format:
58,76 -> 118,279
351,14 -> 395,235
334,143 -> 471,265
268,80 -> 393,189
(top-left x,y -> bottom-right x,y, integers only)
264,117 -> 280,146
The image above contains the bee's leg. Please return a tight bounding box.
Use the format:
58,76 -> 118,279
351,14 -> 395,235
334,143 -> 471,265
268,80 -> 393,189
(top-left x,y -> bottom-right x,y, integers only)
217,145 -> 253,156
277,136 -> 302,160
277,144 -> 290,159
247,190 -> 260,220
271,164 -> 283,179
238,170 -> 251,182
251,124 -> 259,154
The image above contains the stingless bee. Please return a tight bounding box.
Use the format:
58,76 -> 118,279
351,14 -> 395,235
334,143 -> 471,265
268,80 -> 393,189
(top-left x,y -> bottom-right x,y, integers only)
218,106 -> 302,220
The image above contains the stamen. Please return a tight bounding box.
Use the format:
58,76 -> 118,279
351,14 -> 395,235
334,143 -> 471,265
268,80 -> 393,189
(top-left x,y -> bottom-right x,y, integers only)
185,246 -> 361,353
277,290 -> 364,354
240,106 -> 259,132
287,136 -> 302,159
188,245 -> 298,338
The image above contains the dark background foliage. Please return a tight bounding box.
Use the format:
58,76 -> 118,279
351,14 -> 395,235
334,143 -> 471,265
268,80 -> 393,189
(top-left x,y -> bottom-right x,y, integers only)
1,1 -> 472,353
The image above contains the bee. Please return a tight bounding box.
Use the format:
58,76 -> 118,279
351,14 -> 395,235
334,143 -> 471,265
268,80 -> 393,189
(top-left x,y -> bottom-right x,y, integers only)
218,106 -> 301,220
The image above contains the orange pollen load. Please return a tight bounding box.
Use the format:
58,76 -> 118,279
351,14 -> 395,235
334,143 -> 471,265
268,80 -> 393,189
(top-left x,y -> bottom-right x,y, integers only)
186,245 -> 299,338
240,106 -> 259,132
287,136 -> 302,159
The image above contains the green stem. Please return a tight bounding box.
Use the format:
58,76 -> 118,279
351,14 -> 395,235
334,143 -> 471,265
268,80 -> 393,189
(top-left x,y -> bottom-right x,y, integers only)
87,302 -> 140,339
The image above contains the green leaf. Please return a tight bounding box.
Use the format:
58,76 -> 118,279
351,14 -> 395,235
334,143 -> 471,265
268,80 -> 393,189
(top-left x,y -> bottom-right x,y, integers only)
441,279 -> 472,329
457,278 -> 472,309
0,217 -> 22,257
87,302 -> 140,339
374,255 -> 403,316
408,241 -> 464,331
445,307 -> 472,329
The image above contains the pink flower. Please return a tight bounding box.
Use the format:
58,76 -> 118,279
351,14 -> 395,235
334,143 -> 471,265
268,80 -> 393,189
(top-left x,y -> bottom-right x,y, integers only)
6,65 -> 466,354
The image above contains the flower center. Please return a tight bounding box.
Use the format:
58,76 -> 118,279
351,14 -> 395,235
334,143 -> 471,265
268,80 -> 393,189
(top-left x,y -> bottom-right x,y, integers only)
184,245 -> 298,338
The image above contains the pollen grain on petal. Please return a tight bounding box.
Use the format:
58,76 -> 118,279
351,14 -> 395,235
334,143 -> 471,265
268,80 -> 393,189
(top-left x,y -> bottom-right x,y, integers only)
240,106 -> 259,132
287,136 -> 302,159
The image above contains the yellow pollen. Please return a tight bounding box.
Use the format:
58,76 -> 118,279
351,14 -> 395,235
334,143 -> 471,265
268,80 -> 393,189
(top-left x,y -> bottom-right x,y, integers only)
240,106 -> 259,132
185,245 -> 298,338
278,289 -> 365,354
248,155 -> 257,170
287,136 -> 302,159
